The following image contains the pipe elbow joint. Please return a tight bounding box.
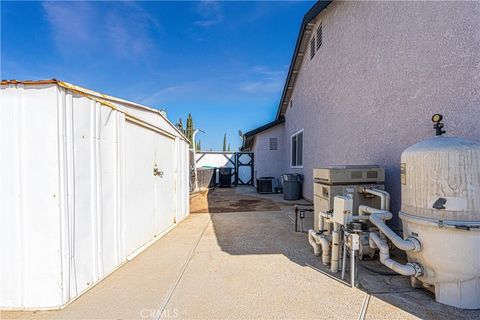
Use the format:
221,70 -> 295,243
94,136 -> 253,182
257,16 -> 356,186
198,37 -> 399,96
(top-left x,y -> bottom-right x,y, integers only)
369,237 -> 377,249
406,262 -> 423,277
406,236 -> 421,252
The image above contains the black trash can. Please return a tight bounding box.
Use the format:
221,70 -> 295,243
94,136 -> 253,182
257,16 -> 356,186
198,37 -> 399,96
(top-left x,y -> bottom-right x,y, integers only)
282,173 -> 303,200
218,167 -> 233,187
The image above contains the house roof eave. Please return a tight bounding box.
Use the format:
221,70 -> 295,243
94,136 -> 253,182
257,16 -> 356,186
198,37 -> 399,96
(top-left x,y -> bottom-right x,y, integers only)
275,1 -> 333,120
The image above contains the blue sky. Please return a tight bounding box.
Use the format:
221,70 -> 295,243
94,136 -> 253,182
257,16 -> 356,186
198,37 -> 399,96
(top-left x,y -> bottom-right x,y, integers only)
2,1 -> 314,150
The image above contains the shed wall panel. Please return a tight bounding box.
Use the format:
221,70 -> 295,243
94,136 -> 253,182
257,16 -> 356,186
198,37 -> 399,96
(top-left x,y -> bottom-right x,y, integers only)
0,83 -> 190,309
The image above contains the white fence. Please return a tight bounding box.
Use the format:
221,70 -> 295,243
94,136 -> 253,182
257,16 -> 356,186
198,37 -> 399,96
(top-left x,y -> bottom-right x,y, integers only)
194,151 -> 254,186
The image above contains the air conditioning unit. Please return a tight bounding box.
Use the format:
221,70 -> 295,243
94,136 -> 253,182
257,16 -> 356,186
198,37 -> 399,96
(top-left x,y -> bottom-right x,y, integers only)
256,177 -> 280,194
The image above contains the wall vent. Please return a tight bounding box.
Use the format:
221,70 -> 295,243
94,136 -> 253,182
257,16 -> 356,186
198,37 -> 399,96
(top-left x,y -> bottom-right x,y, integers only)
310,36 -> 315,60
367,170 -> 378,179
269,138 -> 278,151
351,171 -> 363,179
316,23 -> 322,50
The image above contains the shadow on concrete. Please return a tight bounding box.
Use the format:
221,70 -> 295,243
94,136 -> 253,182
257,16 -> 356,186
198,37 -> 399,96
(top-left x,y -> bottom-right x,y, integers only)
193,186 -> 479,320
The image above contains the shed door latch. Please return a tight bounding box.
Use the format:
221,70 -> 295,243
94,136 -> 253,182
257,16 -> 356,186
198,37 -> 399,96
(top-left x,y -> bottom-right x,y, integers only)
153,166 -> 164,177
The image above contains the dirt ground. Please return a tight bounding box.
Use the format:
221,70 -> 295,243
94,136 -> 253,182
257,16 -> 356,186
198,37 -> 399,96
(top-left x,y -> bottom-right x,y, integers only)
190,187 -> 280,213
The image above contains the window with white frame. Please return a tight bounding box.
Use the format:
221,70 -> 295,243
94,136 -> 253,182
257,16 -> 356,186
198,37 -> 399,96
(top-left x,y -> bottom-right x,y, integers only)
291,130 -> 303,167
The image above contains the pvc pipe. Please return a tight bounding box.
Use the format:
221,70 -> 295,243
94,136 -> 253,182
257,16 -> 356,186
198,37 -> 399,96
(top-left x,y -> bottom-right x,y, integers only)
319,236 -> 330,265
363,188 -> 390,211
319,212 -> 333,235
308,229 -> 330,264
341,233 -> 347,280
359,205 -> 421,252
350,247 -> 355,287
319,214 -> 324,232
331,222 -> 340,273
326,219 -> 332,235
349,215 -> 370,221
369,233 -> 423,277
308,229 -> 321,256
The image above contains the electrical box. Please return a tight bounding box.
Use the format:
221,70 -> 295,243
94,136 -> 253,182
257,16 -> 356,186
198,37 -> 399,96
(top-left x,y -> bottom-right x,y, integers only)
332,195 -> 353,226
348,233 -> 360,251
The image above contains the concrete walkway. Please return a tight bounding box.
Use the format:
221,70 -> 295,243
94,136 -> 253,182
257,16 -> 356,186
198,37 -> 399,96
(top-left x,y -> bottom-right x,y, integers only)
3,190 -> 479,319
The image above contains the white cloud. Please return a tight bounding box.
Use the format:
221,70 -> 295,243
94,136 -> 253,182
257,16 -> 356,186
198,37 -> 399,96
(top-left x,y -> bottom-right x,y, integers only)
240,66 -> 286,94
42,1 -> 162,59
240,81 -> 283,94
42,1 -> 95,49
193,1 -> 223,27
140,85 -> 192,105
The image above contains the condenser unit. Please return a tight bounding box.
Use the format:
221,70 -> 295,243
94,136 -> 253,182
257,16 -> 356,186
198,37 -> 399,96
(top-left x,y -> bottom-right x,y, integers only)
256,177 -> 280,194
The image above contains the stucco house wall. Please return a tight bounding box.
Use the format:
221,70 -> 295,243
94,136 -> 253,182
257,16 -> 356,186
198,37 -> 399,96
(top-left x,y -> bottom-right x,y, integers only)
252,123 -> 285,184
282,0 -> 480,220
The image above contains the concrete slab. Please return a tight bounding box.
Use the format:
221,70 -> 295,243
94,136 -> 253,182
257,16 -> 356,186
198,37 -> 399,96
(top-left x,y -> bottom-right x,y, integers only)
1,214 -> 211,320
164,210 -> 367,319
2,187 -> 478,320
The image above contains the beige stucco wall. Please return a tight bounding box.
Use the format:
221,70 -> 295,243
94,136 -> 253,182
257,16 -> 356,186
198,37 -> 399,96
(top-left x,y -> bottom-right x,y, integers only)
252,123 -> 285,184
282,0 -> 480,221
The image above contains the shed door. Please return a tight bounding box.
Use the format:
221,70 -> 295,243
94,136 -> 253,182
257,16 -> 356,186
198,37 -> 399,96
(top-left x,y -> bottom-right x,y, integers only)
154,135 -> 176,235
124,122 -> 156,255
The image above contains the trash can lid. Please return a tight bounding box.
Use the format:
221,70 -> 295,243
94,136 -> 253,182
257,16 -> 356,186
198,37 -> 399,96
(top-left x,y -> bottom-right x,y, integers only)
282,173 -> 303,182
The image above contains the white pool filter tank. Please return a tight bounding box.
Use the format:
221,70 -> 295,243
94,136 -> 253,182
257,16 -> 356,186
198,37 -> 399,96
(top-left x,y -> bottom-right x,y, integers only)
399,125 -> 480,308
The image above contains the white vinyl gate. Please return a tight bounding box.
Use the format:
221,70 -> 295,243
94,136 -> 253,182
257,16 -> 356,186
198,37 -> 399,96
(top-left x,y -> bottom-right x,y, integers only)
194,151 -> 254,186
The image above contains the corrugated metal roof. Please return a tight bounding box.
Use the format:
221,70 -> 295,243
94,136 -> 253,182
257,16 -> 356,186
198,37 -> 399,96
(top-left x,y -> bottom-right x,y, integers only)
1,79 -> 189,142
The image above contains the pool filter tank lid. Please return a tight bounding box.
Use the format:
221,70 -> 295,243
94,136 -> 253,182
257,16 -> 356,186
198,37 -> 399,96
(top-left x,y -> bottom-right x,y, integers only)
400,136 -> 480,222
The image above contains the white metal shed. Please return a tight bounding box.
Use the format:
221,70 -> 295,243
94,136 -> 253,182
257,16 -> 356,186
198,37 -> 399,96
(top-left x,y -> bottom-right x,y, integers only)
0,80 -> 190,310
